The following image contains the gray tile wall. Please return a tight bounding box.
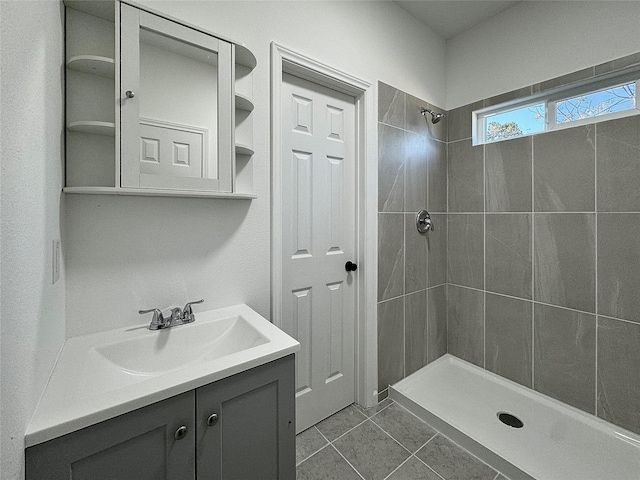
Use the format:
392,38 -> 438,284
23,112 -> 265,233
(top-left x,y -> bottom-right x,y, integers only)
445,52 -> 640,435
377,82 -> 448,399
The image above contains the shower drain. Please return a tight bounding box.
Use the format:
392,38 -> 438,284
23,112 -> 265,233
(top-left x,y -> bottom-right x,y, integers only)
497,411 -> 524,428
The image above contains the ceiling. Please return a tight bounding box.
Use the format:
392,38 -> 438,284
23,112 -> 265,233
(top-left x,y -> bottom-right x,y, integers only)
395,0 -> 522,39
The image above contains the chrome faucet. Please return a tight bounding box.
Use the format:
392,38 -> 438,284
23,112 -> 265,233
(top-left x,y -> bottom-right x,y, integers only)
139,299 -> 204,330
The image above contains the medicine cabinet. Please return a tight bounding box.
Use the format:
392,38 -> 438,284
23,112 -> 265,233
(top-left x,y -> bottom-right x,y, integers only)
64,1 -> 256,198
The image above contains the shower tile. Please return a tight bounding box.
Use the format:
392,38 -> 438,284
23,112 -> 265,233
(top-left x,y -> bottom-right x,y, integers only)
533,303 -> 596,414
484,86 -> 533,107
378,297 -> 405,391
447,285 -> 484,368
378,123 -> 405,212
427,140 -> 447,213
427,214 -> 447,287
296,445 -> 361,480
447,214 -> 484,289
333,420 -> 410,480
485,214 -> 532,299
405,132 -> 428,213
596,115 -> 640,212
386,456 -> 442,480
532,67 -> 594,93
485,136 -> 532,212
534,213 -> 595,313
296,427 -> 328,465
416,434 -> 497,480
316,404 -> 367,442
405,290 -> 428,376
378,213 -> 404,301
447,101 -> 482,142
427,285 -> 447,363
597,213 -> 640,324
594,52 -> 640,75
371,403 -> 436,453
378,81 -> 405,128
597,317 -> 640,435
405,214 -> 427,294
533,125 -> 595,212
448,139 -> 484,212
485,293 -> 533,388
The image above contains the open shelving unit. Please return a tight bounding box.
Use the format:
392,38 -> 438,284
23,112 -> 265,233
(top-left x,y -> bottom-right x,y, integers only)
63,0 -> 257,199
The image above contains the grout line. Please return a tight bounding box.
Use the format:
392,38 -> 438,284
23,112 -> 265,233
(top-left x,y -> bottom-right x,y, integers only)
594,122 -> 599,417
483,142 -> 487,369
329,444 -> 366,480
531,136 -> 536,390
382,455 -> 413,480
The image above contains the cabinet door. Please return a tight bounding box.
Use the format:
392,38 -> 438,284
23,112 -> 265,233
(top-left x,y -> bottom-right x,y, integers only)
26,391 -> 196,480
196,355 -> 296,480
120,4 -> 233,192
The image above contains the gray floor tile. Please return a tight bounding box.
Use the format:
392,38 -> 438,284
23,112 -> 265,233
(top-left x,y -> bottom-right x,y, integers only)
333,420 -> 410,480
416,434 -> 497,480
296,426 -> 329,465
371,403 -> 436,453
296,445 -> 362,480
315,404 -> 367,442
354,398 -> 392,417
386,456 -> 443,480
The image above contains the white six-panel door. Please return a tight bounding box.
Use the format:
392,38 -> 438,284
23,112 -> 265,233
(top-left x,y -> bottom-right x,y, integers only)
280,73 -> 357,432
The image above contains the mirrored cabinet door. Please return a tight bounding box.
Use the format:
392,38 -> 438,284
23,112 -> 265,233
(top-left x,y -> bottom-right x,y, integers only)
120,4 -> 233,192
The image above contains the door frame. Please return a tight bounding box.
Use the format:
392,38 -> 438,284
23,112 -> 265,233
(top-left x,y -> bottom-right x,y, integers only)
271,43 -> 378,410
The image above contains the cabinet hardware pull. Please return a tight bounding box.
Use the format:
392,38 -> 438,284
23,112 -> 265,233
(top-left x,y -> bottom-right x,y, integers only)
174,425 -> 188,440
207,413 -> 219,426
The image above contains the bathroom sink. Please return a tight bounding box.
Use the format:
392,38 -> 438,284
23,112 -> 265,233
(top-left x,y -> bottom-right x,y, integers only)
26,304 -> 299,447
95,315 -> 268,374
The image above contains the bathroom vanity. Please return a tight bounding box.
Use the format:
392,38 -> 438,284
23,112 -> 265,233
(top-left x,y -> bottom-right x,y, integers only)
24,305 -> 299,479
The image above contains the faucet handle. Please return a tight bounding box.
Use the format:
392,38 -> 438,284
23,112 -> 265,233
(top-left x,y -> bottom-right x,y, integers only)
139,308 -> 165,330
183,299 -> 204,316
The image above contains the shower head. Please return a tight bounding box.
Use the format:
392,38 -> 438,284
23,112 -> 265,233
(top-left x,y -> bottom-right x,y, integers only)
421,107 -> 445,124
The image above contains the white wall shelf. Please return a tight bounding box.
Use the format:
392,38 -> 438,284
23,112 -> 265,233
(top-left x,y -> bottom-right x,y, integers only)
235,93 -> 254,112
67,55 -> 115,78
63,186 -> 256,199
67,121 -> 116,136
235,143 -> 254,156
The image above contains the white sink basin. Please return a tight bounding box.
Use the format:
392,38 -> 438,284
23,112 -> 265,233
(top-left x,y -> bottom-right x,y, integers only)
95,315 -> 268,374
26,304 -> 299,447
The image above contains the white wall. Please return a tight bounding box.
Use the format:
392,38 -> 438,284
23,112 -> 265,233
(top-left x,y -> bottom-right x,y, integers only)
446,1 -> 640,109
65,0 -> 446,337
0,2 -> 66,478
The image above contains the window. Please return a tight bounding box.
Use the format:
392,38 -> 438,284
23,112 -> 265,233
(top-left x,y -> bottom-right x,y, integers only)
473,67 -> 640,145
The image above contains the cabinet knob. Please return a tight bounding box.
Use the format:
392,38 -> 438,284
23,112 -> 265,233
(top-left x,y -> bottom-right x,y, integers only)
174,425 -> 188,440
207,413 -> 219,427
125,90 -> 135,98
345,261 -> 358,272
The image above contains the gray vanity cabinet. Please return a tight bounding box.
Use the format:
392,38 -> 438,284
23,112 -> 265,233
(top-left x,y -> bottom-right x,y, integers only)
196,354 -> 296,479
25,355 -> 295,480
25,391 -> 196,480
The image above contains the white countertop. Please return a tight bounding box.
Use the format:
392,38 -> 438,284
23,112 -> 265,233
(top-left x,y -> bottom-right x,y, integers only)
26,304 -> 299,447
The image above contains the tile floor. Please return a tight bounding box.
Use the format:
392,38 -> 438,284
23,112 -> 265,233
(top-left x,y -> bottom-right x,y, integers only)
296,399 -> 511,480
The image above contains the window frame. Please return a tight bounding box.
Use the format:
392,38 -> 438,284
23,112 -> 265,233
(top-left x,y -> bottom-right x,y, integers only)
473,66 -> 640,145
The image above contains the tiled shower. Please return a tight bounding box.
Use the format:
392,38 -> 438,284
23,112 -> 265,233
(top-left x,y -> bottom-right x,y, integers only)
377,51 -> 640,436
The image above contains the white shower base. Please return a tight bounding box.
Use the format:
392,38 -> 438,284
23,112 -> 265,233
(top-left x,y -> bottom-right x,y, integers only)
390,354 -> 640,480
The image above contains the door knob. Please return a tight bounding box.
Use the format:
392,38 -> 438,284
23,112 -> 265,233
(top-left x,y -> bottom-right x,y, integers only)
345,261 -> 358,272
125,90 -> 135,98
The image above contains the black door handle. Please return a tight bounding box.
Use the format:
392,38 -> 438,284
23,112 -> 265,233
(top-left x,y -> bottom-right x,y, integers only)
345,261 -> 358,272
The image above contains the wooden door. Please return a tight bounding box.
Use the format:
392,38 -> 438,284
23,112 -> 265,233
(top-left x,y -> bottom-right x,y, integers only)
280,73 -> 357,432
